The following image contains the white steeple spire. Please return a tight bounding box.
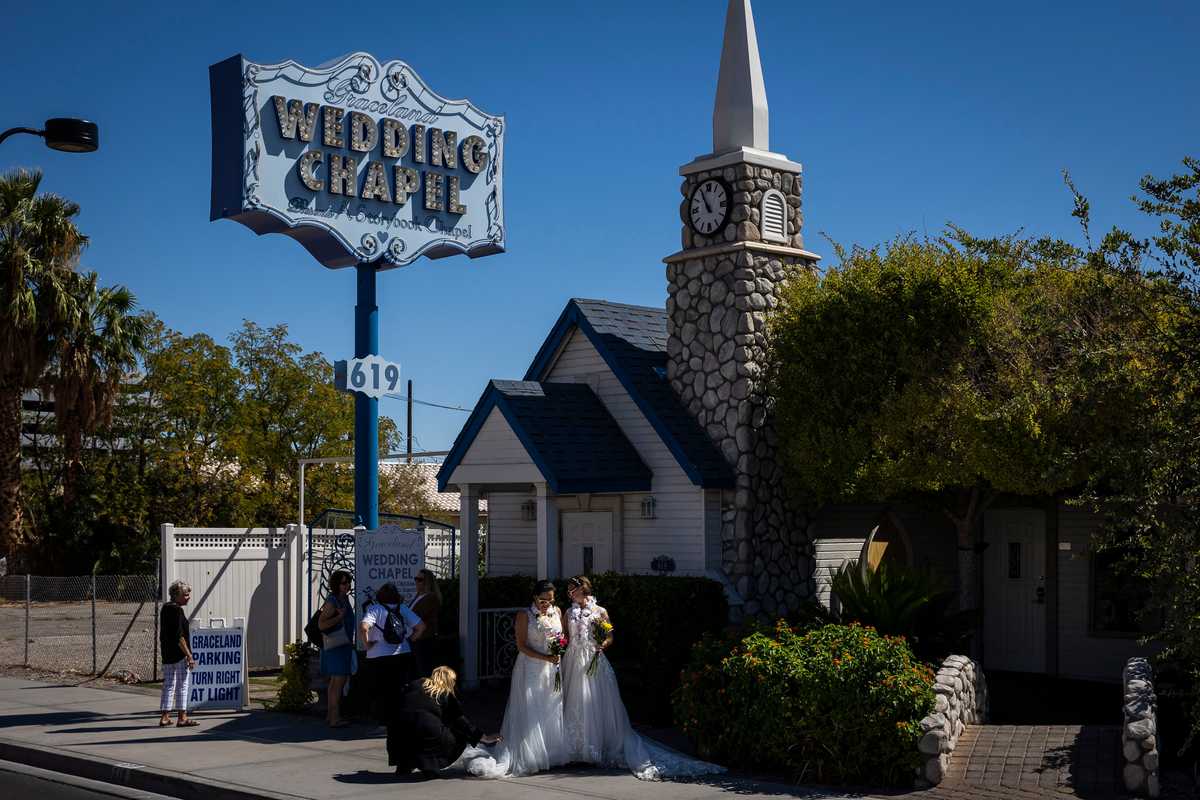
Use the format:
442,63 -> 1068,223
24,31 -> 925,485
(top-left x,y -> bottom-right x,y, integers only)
713,0 -> 769,153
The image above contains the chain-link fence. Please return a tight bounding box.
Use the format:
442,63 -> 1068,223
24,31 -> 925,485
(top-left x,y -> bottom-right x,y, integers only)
0,574 -> 160,682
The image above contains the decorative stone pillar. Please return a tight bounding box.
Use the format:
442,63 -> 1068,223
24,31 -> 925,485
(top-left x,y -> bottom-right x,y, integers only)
1122,657 -> 1161,798
665,0 -> 822,617
666,161 -> 816,617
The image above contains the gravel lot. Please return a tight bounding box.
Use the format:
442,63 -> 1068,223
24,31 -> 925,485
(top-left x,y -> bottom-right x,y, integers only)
0,600 -> 159,680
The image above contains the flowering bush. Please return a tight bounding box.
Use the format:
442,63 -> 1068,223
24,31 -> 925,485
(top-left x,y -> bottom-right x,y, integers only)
269,640 -> 316,712
673,622 -> 934,785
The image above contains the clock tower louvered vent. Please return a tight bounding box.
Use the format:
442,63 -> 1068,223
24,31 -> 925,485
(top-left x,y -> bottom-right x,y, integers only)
761,189 -> 788,243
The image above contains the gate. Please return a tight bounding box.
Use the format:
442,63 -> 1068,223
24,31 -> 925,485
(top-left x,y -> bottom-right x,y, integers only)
305,508 -> 458,621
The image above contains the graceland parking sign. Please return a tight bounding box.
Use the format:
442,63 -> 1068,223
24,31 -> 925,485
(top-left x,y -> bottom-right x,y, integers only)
188,627 -> 247,710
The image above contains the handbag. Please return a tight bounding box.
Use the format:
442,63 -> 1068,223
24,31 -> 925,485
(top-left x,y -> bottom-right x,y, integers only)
323,625 -> 351,649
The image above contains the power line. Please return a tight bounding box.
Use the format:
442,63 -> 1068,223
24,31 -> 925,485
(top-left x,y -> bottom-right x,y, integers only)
382,393 -> 472,413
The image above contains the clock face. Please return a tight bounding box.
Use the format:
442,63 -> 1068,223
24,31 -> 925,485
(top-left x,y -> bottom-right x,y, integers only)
689,179 -> 729,236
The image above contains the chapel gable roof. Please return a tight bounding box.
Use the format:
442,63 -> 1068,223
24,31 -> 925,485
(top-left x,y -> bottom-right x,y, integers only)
436,380 -> 651,494
524,299 -> 735,489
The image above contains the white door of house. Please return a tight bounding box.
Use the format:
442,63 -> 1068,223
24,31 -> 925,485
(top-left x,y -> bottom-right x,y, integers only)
982,509 -> 1047,673
561,512 -> 613,576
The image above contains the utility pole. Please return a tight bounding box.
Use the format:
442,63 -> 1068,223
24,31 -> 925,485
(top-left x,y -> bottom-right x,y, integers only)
406,379 -> 414,464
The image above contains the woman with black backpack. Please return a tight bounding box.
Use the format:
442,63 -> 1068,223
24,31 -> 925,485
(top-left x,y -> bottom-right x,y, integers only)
359,582 -> 425,742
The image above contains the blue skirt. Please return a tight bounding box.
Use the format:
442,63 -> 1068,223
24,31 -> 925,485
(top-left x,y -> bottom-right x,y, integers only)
320,644 -> 355,677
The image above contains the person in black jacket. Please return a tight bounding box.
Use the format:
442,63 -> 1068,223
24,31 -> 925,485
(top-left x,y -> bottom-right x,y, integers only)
390,666 -> 500,778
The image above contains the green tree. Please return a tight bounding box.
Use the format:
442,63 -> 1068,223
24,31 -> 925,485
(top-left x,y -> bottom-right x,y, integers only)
49,271 -> 148,505
768,234 -> 1090,613
228,320 -> 403,525
137,316 -> 243,527
0,170 -> 85,559
1069,157 -> 1200,748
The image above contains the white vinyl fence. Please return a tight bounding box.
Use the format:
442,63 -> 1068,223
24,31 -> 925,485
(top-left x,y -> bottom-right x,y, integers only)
161,524 -> 305,669
161,522 -> 465,669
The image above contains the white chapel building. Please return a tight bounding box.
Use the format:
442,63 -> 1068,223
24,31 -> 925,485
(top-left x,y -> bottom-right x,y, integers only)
439,0 -> 1153,687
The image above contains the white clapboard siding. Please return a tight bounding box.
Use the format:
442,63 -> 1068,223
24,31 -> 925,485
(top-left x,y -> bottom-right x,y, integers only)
812,538 -> 865,609
544,328 -> 707,574
704,489 -> 724,571
486,491 -> 538,576
1056,504 -> 1153,682
449,407 -> 544,486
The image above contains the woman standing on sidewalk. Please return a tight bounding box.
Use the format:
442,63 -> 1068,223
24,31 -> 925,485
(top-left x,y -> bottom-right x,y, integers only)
407,569 -> 441,679
318,570 -> 356,727
159,579 -> 197,727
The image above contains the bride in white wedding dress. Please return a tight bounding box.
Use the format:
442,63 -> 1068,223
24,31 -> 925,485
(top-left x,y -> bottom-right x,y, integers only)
561,575 -> 725,781
458,580 -> 568,777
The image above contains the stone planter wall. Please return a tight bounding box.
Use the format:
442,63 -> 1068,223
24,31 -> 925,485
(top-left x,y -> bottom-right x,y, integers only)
916,655 -> 988,785
1122,657 -> 1161,798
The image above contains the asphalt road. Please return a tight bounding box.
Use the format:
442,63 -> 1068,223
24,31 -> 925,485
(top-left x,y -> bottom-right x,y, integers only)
0,760 -> 179,800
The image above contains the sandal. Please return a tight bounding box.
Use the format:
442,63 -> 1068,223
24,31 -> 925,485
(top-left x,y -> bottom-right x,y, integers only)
158,719 -> 173,727
176,719 -> 199,727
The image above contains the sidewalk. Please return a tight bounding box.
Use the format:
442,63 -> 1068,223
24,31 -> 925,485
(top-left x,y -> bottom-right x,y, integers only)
0,676 -> 847,800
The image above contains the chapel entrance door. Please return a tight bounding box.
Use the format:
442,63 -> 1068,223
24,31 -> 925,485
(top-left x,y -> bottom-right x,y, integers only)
982,509 -> 1047,673
561,511 -> 613,576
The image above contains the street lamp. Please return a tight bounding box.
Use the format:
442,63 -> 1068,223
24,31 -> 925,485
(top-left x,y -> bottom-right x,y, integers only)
0,118 -> 99,153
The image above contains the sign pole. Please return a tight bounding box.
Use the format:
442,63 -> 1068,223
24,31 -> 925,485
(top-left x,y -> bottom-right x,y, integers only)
354,263 -> 380,530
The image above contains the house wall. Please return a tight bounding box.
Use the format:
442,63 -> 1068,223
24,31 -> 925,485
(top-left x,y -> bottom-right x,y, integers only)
704,489 -> 725,572
540,328 -> 708,574
1056,504 -> 1153,682
447,407 -> 543,486
810,506 -> 881,607
810,505 -> 959,609
485,491 -> 538,576
893,509 -> 958,588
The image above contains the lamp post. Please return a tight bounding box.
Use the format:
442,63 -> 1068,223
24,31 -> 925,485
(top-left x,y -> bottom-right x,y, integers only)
0,118 -> 99,152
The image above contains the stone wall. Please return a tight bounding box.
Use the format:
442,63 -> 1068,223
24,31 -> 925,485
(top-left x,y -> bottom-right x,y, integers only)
916,655 -> 988,785
666,162 -> 817,619
1122,656 -> 1161,798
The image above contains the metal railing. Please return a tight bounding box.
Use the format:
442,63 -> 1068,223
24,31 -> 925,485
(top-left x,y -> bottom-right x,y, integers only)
478,607 -> 524,681
0,574 -> 160,682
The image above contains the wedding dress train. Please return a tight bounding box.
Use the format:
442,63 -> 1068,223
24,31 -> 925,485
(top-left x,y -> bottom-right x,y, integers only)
457,605 -> 567,777
561,597 -> 725,781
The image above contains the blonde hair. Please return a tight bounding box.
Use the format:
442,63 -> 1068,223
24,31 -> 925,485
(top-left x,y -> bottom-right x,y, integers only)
422,666 -> 457,701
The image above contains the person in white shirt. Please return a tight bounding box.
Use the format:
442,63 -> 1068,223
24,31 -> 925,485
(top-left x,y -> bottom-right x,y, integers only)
359,582 -> 425,740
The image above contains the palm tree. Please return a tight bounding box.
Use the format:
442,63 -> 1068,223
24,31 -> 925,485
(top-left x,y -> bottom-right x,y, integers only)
50,272 -> 147,505
0,170 -> 86,559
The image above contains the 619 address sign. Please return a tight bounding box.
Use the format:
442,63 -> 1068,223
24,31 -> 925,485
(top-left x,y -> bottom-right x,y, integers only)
334,355 -> 401,399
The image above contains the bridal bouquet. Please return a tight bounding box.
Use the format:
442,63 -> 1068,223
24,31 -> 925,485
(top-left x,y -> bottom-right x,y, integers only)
585,618 -> 613,677
547,632 -> 568,691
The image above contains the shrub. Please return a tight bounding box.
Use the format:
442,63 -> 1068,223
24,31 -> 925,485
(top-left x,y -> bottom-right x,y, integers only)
830,559 -> 975,663
269,640 -> 316,712
439,572 -> 728,723
674,622 -> 935,785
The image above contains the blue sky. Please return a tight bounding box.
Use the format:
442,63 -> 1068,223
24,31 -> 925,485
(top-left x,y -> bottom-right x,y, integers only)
4,0 -> 1197,452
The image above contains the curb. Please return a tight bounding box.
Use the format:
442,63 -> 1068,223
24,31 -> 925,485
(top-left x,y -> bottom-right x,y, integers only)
0,758 -> 178,800
0,737 -> 299,800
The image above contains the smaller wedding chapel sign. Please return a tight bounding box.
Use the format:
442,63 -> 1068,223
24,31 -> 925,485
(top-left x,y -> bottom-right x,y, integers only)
209,52 -> 505,269
355,524 -> 425,609
187,626 -> 247,710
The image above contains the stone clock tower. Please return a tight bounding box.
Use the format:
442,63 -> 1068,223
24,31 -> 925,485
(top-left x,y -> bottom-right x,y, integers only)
664,0 -> 819,618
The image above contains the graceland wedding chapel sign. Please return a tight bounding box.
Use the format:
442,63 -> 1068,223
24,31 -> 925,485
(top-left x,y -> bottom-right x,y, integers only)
209,52 -> 505,268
